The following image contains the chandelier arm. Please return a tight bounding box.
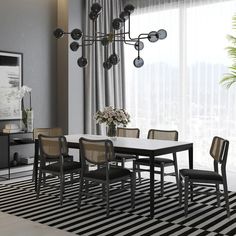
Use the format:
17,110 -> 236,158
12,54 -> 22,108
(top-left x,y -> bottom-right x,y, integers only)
127,14 -> 139,41
112,30 -> 116,53
82,36 -> 86,57
137,37 -> 140,58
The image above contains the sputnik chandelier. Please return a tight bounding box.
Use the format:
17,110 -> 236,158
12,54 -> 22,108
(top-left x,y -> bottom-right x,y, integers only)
53,3 -> 167,70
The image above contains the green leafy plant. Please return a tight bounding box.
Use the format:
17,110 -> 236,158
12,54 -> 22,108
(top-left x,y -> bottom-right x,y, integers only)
221,14 -> 236,88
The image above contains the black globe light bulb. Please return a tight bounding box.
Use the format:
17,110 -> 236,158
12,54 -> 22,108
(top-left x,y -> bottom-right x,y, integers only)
71,28 -> 83,40
77,57 -> 88,68
133,57 -> 144,68
103,60 -> 112,70
124,4 -> 135,14
119,11 -> 129,22
112,18 -> 124,30
134,41 -> 144,50
70,42 -> 79,51
157,29 -> 167,40
148,31 -> 159,43
109,53 -> 120,65
91,3 -> 102,14
101,37 -> 109,46
53,28 -> 64,39
89,11 -> 98,21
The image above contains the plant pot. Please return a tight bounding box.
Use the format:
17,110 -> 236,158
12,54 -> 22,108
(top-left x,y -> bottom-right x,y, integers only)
26,110 -> 34,132
106,124 -> 117,137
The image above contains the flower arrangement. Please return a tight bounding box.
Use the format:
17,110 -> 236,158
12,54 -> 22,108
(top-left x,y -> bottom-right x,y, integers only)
94,106 -> 130,126
16,85 -> 32,129
16,85 -> 32,110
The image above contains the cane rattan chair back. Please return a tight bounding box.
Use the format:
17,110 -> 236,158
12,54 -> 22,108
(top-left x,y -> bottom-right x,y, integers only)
33,127 -> 63,141
32,127 -> 64,181
80,138 -> 114,165
117,127 -> 140,139
39,135 -> 67,161
148,129 -> 178,141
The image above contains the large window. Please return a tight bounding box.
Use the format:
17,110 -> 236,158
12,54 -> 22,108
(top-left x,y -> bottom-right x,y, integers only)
124,1 -> 236,173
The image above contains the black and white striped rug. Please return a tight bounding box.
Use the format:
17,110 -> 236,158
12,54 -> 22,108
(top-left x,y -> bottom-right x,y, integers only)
0,177 -> 236,236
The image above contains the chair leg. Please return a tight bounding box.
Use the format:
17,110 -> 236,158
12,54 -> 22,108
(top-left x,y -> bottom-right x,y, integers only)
173,153 -> 179,190
222,178 -> 230,217
179,175 -> 182,206
60,174 -> 64,205
121,159 -> 125,168
37,169 -> 42,199
85,180 -> 89,198
106,183 -> 110,217
190,182 -> 194,201
131,172 -> 136,209
102,183 -> 105,196
43,173 -> 46,186
70,173 -> 73,185
184,176 -> 189,217
134,156 -> 141,183
78,175 -> 84,210
121,159 -> 125,188
216,183 -> 221,207
160,163 -> 164,196
137,163 -> 142,183
32,162 -> 35,182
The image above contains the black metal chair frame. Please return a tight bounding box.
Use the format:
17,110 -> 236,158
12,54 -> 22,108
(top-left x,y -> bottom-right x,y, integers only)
179,136 -> 230,217
78,137 -> 136,217
134,129 -> 179,195
37,134 -> 81,205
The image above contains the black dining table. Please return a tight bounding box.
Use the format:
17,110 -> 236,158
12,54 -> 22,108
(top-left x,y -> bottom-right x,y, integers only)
34,134 -> 193,218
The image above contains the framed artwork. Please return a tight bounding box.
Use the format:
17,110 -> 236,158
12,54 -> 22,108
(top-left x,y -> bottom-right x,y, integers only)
0,51 -> 23,120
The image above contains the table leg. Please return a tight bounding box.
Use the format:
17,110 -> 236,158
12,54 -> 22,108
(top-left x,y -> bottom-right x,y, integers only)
34,140 -> 39,191
188,145 -> 193,169
149,153 -> 155,218
188,145 -> 193,200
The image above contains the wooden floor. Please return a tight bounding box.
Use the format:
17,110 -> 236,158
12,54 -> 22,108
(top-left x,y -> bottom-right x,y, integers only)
0,212 -> 76,236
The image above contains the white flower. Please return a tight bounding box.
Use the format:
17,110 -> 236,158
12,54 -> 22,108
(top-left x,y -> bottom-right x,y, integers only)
94,106 -> 130,126
15,85 -> 32,100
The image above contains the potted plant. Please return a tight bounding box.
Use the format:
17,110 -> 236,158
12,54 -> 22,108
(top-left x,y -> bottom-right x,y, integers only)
221,14 -> 236,88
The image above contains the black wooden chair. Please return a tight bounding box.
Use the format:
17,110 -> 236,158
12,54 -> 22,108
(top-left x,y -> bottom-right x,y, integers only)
78,137 -> 135,217
37,134 -> 81,205
134,129 -> 179,195
32,127 -> 64,182
179,136 -> 230,217
115,127 -> 141,181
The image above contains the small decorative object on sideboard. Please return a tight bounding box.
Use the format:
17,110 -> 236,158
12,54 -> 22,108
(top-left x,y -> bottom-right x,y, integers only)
94,106 -> 130,137
20,156 -> 34,165
2,124 -> 21,133
12,152 -> 19,166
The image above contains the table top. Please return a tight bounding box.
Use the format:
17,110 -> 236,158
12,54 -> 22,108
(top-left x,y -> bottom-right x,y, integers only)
65,134 -> 193,156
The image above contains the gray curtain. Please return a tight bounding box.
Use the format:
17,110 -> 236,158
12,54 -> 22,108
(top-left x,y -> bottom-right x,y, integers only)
83,0 -> 126,135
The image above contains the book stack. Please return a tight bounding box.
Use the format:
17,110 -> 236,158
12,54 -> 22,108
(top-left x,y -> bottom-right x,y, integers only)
2,124 -> 21,133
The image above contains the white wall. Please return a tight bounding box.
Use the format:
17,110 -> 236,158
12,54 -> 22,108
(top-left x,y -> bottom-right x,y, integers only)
0,0 -> 58,129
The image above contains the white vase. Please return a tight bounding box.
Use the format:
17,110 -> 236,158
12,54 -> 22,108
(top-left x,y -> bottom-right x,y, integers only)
27,110 -> 34,132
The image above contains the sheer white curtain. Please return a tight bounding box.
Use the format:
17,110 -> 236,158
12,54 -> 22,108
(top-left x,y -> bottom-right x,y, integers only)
124,0 -> 236,179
